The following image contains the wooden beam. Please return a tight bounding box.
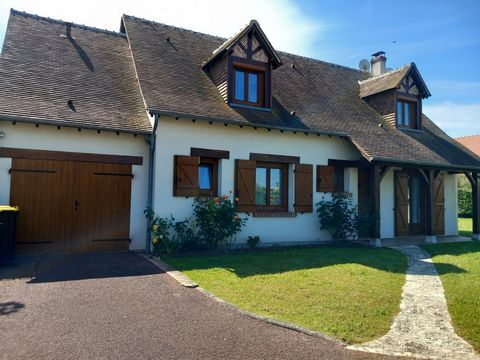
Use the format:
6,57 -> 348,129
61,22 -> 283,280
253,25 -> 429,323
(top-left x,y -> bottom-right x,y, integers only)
190,147 -> 230,159
0,147 -> 143,165
249,152 -> 300,164
327,159 -> 370,168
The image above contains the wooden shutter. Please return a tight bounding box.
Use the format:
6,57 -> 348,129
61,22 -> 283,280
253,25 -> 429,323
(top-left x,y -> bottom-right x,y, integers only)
395,172 -> 409,236
235,160 -> 256,212
433,174 -> 445,235
174,155 -> 200,197
317,165 -> 335,192
295,164 -> 313,213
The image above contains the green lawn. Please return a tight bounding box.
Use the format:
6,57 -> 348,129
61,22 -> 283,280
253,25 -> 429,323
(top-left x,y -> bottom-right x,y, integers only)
422,242 -> 480,352
459,217 -> 473,237
167,245 -> 407,344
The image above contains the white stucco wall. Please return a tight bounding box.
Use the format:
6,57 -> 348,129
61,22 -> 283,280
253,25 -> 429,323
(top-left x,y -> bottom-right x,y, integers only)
444,173 -> 458,236
0,120 -> 150,250
153,116 -> 360,245
380,168 -> 395,239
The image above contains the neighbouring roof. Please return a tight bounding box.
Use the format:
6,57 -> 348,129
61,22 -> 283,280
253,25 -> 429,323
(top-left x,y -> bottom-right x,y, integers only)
0,10 -> 151,134
121,14 -> 478,170
455,135 -> 480,157
358,63 -> 431,99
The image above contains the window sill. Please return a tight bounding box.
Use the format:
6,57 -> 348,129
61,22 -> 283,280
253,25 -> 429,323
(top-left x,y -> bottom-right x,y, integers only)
397,127 -> 422,133
253,211 -> 297,218
229,102 -> 271,112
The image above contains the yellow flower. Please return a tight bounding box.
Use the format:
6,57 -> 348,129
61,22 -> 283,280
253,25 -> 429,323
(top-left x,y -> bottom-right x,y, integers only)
152,237 -> 158,244
159,234 -> 164,239
152,224 -> 159,231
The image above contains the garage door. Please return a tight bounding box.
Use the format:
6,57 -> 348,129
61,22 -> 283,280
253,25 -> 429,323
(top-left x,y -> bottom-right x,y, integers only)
10,157 -> 133,254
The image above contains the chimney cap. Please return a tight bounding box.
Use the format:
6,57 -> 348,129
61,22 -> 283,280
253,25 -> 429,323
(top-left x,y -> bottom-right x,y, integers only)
371,51 -> 386,58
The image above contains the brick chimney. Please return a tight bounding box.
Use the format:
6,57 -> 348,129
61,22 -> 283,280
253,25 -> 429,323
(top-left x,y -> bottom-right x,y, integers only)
371,51 -> 386,76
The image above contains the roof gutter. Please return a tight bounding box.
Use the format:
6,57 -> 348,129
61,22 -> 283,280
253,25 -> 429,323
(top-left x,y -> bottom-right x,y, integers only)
370,156 -> 480,172
147,108 -> 348,138
0,113 -> 151,135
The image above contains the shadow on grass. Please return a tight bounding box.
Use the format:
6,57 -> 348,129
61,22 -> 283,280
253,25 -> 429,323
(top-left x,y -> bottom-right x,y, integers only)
422,241 -> 480,258
167,244 -> 467,278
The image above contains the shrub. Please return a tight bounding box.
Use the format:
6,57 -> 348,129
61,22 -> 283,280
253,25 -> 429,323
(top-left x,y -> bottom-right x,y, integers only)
193,195 -> 247,250
144,194 -> 248,254
316,193 -> 359,241
458,189 -> 472,218
247,235 -> 261,249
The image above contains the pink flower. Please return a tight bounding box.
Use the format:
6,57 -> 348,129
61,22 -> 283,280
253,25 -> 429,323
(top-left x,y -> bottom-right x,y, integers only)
235,197 -> 240,202
222,194 -> 228,200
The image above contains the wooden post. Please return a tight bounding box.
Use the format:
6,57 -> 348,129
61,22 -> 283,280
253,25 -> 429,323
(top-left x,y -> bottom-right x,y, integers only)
424,169 -> 437,243
369,165 -> 382,246
471,172 -> 480,240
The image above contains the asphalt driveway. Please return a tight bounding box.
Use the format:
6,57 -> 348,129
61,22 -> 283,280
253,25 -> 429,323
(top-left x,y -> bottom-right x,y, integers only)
0,252 -> 409,360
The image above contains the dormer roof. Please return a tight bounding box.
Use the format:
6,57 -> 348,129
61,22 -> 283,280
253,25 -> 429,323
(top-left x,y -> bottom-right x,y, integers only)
202,20 -> 282,70
359,63 -> 431,99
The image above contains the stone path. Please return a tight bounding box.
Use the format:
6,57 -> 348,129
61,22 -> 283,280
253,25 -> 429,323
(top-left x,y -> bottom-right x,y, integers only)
348,245 -> 479,360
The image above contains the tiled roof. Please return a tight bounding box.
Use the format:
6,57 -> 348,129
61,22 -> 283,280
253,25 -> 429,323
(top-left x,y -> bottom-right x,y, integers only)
0,10 -> 151,134
0,10 -> 477,170
122,15 -> 479,170
358,65 -> 410,98
455,135 -> 480,157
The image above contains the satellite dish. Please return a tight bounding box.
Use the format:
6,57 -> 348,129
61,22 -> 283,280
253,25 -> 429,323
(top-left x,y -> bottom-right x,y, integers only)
359,59 -> 370,72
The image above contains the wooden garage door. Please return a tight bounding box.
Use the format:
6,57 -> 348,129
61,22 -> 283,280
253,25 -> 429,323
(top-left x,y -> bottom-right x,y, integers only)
10,158 -> 132,254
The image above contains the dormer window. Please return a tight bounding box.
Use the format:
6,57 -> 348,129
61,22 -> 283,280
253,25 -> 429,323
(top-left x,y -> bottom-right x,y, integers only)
233,64 -> 265,107
202,20 -> 282,111
396,99 -> 418,129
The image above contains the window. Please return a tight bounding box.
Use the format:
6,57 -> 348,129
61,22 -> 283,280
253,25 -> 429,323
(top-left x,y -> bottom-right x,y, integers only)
255,162 -> 287,211
198,158 -> 218,196
317,165 -> 344,193
396,100 -> 417,129
173,155 -> 220,197
233,66 -> 264,107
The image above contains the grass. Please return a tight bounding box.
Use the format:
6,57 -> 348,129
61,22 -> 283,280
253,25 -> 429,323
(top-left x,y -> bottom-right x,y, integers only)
459,217 -> 473,237
167,245 -> 407,344
422,242 -> 480,352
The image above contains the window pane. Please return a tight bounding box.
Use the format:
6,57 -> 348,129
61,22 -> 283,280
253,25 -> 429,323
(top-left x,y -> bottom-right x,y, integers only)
270,168 -> 282,206
248,72 -> 258,103
396,101 -> 403,125
404,102 -> 410,126
410,177 -> 420,224
255,167 -> 267,205
235,70 -> 245,101
199,164 -> 212,189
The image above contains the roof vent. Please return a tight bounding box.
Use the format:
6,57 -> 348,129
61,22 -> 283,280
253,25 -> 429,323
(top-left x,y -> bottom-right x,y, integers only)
371,51 -> 386,76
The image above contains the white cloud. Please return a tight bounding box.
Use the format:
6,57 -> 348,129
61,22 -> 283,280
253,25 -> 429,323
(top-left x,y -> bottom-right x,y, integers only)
423,101 -> 480,137
0,0 -> 328,57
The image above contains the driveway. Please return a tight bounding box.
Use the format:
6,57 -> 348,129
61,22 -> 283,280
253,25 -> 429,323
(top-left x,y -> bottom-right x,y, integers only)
0,252 -> 409,360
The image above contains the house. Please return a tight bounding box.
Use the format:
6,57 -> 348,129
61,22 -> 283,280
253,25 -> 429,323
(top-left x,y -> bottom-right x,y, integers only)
456,135 -> 480,157
0,9 -> 479,255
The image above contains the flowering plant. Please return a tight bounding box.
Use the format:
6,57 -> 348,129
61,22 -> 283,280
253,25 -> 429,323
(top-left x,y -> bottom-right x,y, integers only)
193,194 -> 247,250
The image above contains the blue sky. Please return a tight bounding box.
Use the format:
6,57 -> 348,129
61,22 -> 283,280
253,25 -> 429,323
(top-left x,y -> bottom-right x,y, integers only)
0,0 -> 478,137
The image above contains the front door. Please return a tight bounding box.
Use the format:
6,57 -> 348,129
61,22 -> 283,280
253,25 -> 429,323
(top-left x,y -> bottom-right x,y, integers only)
394,171 -> 426,236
